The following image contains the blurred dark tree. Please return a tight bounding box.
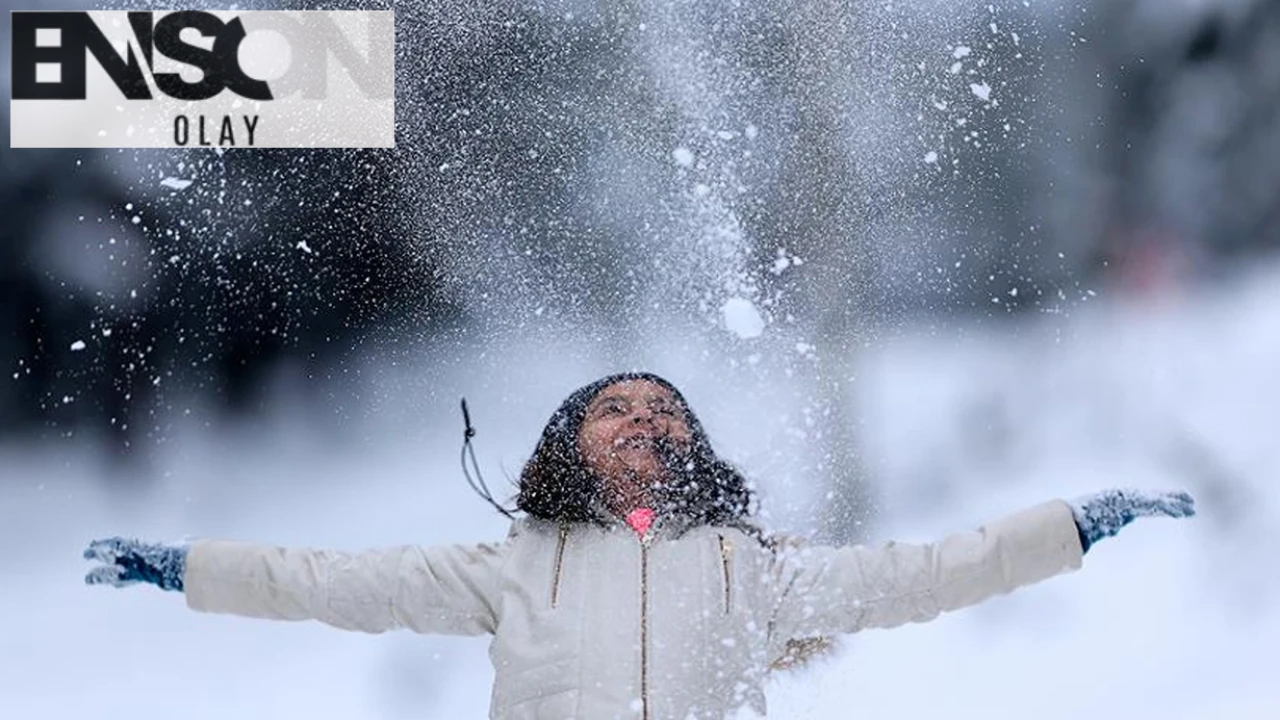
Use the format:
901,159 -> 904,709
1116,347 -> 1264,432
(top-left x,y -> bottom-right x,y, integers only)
1046,0 -> 1280,294
0,133 -> 459,459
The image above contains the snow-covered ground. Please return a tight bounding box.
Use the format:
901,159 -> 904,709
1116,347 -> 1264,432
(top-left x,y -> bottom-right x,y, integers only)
2,263 -> 1278,719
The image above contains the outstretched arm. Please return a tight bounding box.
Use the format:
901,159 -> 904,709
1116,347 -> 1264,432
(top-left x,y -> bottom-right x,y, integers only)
769,490 -> 1194,646
85,536 -> 508,636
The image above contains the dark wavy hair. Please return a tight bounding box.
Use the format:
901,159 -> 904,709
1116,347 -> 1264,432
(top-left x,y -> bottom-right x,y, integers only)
515,372 -> 756,531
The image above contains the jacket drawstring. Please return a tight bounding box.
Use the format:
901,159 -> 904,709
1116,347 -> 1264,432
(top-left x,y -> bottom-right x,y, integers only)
460,398 -> 516,519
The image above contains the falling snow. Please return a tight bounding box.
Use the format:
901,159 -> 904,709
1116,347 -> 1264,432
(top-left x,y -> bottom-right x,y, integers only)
159,177 -> 193,191
5,3 -> 1275,715
721,297 -> 765,339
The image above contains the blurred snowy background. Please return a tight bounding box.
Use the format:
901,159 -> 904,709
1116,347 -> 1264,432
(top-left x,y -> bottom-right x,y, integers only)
3,0 -> 1279,717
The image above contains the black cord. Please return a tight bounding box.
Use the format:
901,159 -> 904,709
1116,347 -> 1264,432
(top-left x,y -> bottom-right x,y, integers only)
460,398 -> 516,519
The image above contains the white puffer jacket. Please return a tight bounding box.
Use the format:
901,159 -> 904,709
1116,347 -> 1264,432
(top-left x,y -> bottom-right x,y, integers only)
184,499 -> 1083,719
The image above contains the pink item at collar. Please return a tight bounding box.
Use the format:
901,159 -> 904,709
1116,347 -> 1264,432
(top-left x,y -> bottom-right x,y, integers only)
625,508 -> 656,538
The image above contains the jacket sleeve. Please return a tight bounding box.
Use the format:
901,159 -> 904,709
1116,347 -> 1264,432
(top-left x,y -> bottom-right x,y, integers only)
768,499 -> 1083,645
182,539 -> 508,635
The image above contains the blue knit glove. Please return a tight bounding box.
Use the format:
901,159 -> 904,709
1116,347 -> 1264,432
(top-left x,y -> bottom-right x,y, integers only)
1069,489 -> 1196,553
84,537 -> 188,592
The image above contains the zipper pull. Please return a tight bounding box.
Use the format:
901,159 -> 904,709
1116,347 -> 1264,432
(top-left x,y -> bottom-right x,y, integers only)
719,536 -> 734,559
718,534 -> 734,614
550,523 -> 569,608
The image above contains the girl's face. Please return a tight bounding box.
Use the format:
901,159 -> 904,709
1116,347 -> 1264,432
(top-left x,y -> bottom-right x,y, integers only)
578,379 -> 693,510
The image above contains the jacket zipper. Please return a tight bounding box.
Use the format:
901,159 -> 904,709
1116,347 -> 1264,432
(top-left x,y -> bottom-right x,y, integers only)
639,534 -> 652,720
717,534 -> 734,614
550,524 -> 569,608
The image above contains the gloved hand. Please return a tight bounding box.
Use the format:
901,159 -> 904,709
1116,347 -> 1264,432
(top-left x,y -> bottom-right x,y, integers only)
1069,489 -> 1196,553
84,537 -> 188,592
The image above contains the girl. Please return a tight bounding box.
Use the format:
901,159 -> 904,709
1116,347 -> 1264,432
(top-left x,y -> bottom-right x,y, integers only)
85,371 -> 1195,719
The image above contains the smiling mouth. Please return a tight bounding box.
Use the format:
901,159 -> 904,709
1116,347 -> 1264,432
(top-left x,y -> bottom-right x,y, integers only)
615,433 -> 656,450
